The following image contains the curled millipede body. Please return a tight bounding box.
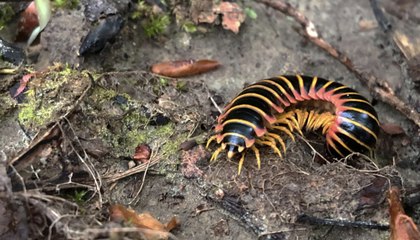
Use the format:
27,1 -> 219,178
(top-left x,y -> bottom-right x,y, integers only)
207,75 -> 380,174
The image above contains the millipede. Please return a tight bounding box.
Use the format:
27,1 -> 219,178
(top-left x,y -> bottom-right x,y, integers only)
207,75 -> 380,174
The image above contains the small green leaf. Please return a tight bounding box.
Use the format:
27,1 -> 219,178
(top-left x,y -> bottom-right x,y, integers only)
182,21 -> 197,33
159,77 -> 168,86
244,7 -> 257,20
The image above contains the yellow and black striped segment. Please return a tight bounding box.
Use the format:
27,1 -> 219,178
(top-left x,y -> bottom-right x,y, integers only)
207,75 -> 380,174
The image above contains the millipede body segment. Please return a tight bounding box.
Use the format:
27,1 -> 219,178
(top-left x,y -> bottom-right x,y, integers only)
207,75 -> 380,174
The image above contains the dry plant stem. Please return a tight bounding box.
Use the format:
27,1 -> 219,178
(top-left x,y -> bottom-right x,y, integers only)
128,159 -> 150,205
48,214 -> 77,240
258,0 -> 420,127
295,135 -> 328,163
105,157 -> 160,183
9,72 -> 92,166
80,227 -> 179,240
63,117 -> 103,198
258,228 -> 307,239
128,145 -> 158,205
57,122 -> 103,207
209,94 -> 223,114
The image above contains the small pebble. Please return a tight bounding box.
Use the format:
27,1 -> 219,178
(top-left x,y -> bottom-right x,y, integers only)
215,189 -> 224,200
128,160 -> 136,169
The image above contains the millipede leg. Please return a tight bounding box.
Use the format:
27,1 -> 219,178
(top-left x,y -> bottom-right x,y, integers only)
272,125 -> 295,142
206,135 -> 217,148
266,132 -> 286,153
257,140 -> 282,159
251,145 -> 261,169
210,146 -> 223,162
237,153 -> 246,175
289,115 -> 304,135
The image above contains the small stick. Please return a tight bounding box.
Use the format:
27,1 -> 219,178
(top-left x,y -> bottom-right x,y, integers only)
129,144 -> 158,205
209,95 -> 223,114
297,213 -> 389,230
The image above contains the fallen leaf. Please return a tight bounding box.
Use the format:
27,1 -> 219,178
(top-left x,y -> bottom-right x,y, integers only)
13,73 -> 34,98
357,177 -> 388,210
133,143 -> 151,163
110,204 -> 180,240
197,2 -> 246,34
216,2 -> 246,34
381,123 -> 405,135
151,59 -> 220,78
389,187 -> 420,240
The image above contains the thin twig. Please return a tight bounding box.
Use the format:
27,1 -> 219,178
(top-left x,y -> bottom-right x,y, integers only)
64,116 -> 103,202
129,144 -> 159,205
296,134 -> 328,163
57,122 -> 103,207
209,94 -> 222,114
104,156 -> 161,183
258,0 -> 420,127
48,214 -> 77,240
79,227 -> 179,240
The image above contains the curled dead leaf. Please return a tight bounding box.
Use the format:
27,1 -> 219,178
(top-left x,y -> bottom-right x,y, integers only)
110,204 -> 180,240
197,2 -> 246,33
388,187 -> 420,240
216,2 -> 246,34
151,59 -> 220,78
133,143 -> 151,163
13,73 -> 34,98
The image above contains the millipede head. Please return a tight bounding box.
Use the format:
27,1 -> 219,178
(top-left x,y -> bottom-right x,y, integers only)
207,132 -> 253,174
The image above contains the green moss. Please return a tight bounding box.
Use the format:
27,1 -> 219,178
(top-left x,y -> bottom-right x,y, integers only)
53,0 -> 79,9
90,87 -> 118,105
131,0 -> 170,38
143,14 -> 170,38
176,80 -> 188,92
99,108 -> 188,169
18,89 -> 55,127
130,0 -> 149,20
0,4 -> 14,30
17,68 -> 88,128
161,132 -> 188,158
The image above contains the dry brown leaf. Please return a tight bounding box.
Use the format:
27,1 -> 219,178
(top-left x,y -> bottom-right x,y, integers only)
215,2 -> 245,34
196,2 -> 245,33
13,73 -> 34,98
133,143 -> 151,163
151,59 -> 220,78
197,11 -> 218,24
388,187 -> 420,240
110,204 -> 180,240
393,31 -> 420,61
381,123 -> 405,135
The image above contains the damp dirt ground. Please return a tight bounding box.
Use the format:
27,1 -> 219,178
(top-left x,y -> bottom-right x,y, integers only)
0,0 -> 419,239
